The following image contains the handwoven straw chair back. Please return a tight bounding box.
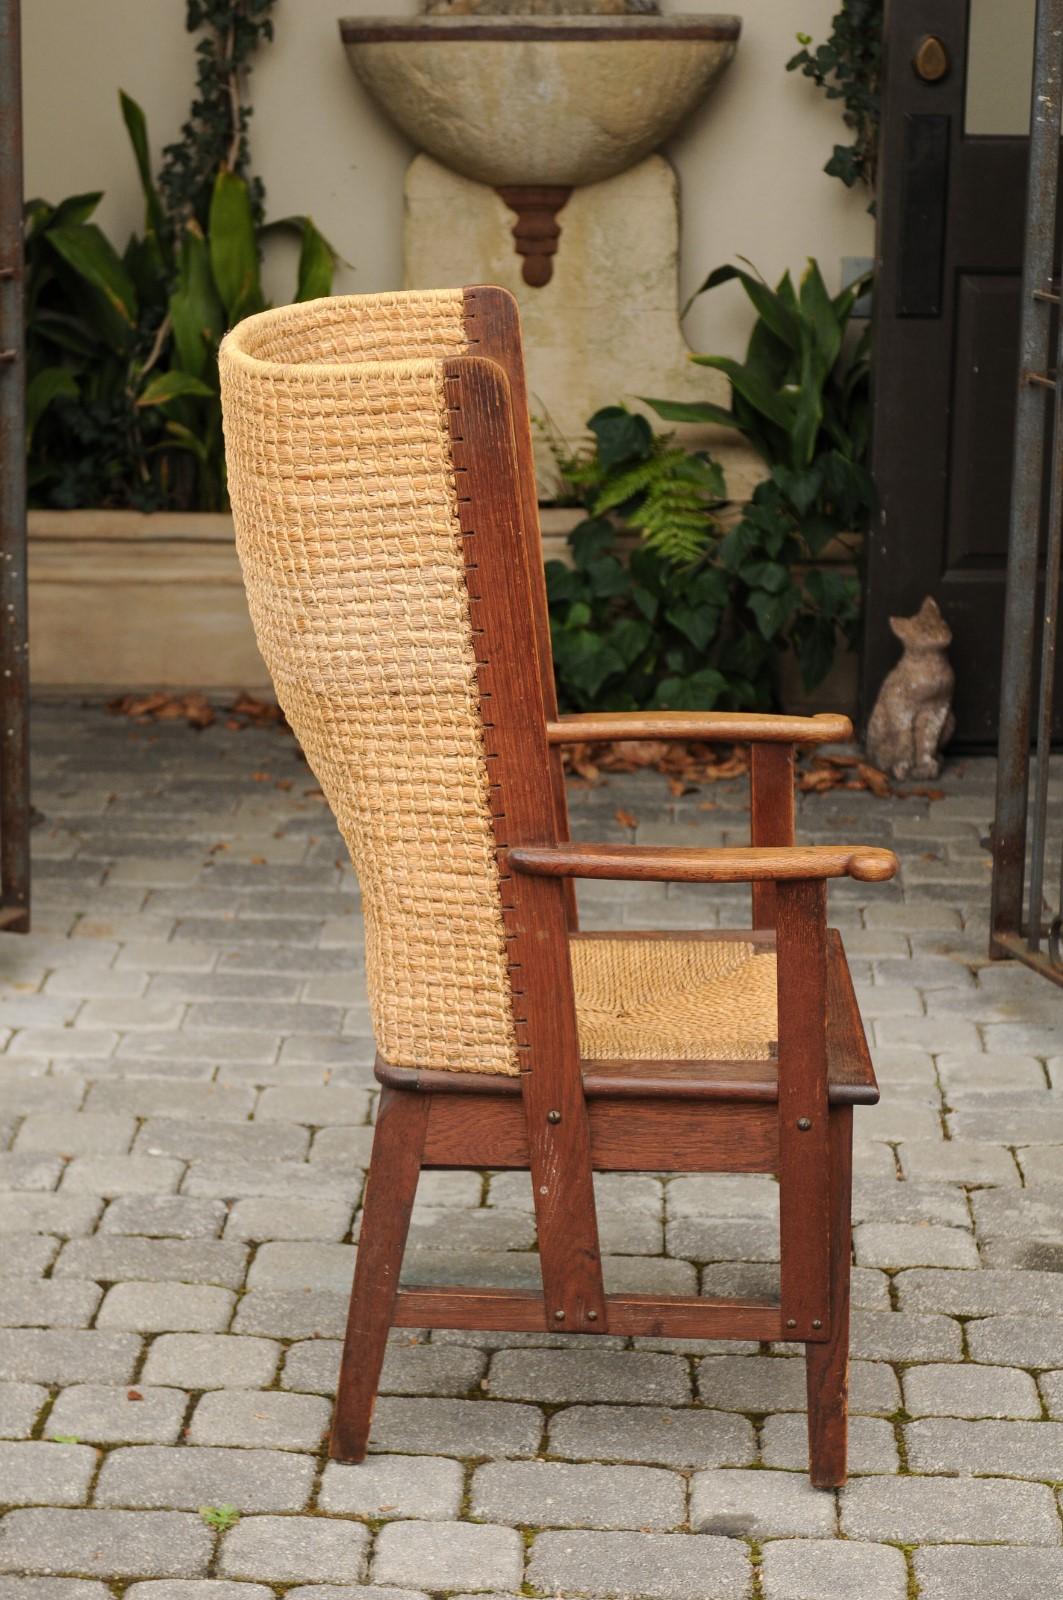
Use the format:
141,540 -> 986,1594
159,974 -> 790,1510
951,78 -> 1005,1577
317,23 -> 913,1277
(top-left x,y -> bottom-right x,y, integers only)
220,289 -> 524,1075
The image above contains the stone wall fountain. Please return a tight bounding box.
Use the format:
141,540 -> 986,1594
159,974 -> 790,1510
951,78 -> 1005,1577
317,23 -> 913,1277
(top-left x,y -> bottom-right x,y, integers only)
341,1 -> 741,481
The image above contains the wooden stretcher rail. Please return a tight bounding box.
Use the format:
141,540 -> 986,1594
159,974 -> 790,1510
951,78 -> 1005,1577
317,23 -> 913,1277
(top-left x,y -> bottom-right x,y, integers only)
393,1287 -> 788,1340
418,1093 -> 780,1172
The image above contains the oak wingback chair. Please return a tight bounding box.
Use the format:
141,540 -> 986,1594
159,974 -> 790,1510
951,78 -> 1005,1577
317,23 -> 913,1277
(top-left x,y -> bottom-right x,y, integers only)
219,285 -> 896,1489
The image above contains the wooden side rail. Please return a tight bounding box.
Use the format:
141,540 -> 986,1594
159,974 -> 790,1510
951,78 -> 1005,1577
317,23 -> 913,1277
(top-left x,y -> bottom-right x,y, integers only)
393,1287 -> 785,1341
509,842 -> 899,884
546,711 -> 853,745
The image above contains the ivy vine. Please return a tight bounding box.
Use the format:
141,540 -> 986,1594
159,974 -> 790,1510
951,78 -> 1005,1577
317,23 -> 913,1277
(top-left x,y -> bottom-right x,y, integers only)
787,0 -> 883,202
157,0 -> 276,233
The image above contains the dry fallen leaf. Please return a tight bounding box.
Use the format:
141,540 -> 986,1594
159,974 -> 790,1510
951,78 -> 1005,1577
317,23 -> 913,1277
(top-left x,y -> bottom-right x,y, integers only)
796,753 -> 914,799
184,693 -> 215,729
108,691 -> 215,730
230,692 -> 288,729
856,762 -> 892,798
111,691 -> 168,718
614,808 -> 639,829
610,739 -> 671,769
798,766 -> 840,793
108,690 -> 288,733
567,743 -> 601,784
561,737 -> 754,796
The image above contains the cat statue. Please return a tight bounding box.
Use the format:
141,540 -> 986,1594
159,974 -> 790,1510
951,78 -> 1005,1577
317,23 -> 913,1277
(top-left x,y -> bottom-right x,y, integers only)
866,596 -> 956,781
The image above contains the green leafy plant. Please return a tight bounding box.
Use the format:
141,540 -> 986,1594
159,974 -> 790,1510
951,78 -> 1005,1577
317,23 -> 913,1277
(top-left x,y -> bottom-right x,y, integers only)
547,414 -> 767,713
25,2 -> 335,512
199,1505 -> 240,1531
653,259 -> 872,479
562,406 -> 726,565
647,258 -> 870,692
787,1 -> 883,200
547,517 -> 768,714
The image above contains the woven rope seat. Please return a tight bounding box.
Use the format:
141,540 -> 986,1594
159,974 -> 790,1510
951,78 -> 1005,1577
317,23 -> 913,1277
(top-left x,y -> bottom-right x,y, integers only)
571,938 -> 777,1062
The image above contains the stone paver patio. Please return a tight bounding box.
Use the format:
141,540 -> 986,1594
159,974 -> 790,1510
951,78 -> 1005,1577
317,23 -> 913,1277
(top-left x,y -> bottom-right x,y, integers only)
0,699 -> 1062,1600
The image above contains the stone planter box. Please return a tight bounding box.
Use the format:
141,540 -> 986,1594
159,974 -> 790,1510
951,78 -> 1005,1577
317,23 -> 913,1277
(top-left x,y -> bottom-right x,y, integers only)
27,508 -> 583,693
27,508 -> 858,717
28,511 -> 270,692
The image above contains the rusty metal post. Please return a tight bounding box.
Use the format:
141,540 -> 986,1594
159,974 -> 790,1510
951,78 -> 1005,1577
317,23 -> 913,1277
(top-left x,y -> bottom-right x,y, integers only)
989,0 -> 1063,960
0,0 -> 30,933
1027,301 -> 1063,956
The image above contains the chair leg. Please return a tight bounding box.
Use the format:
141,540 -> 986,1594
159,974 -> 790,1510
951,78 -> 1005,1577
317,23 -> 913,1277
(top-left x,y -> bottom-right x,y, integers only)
806,1105 -> 853,1489
329,1086 -> 429,1463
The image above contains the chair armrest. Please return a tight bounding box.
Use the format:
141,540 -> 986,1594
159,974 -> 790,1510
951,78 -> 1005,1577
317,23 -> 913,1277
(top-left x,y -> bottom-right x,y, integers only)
508,842 -> 898,884
545,711 -> 853,746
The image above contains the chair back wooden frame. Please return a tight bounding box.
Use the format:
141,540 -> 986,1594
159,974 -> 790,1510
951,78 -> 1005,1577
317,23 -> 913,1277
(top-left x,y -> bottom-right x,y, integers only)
225,285 -> 896,1489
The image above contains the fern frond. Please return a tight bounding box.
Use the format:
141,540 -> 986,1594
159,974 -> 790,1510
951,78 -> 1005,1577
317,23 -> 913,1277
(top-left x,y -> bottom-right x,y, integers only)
633,485 -> 716,564
592,453 -> 676,515
591,444 -> 723,563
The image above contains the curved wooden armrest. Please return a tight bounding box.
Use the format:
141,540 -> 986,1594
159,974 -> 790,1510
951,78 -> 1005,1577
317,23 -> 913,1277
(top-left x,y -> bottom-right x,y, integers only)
545,711 -> 853,746
508,842 -> 898,884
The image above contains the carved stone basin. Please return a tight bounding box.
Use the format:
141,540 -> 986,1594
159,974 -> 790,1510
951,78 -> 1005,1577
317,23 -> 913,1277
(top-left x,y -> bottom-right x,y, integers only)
340,14 -> 741,190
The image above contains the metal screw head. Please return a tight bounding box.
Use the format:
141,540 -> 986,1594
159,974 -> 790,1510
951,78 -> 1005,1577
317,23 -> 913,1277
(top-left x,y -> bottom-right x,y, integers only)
586,1310 -> 598,1322
546,1110 -> 561,1124
797,1117 -> 812,1132
812,1319 -> 823,1330
786,1318 -> 797,1329
553,1309 -> 565,1321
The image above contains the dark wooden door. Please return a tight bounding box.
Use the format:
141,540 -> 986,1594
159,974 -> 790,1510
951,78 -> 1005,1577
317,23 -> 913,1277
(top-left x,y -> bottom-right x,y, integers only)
867,0 -> 1062,744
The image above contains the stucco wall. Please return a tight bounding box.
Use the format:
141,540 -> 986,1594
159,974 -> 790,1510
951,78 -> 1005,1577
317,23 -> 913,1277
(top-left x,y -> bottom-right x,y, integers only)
22,0 -> 876,362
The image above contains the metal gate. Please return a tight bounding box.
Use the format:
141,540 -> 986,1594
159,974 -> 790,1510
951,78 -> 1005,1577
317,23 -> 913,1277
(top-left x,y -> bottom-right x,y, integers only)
990,0 -> 1063,985
0,0 -> 29,934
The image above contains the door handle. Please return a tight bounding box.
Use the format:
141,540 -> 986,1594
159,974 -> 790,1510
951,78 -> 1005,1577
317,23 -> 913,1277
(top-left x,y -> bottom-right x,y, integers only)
913,35 -> 950,83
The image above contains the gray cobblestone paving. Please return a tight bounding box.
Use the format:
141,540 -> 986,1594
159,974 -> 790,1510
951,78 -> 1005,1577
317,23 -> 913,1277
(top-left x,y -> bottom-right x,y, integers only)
761,1540 -> 908,1599
0,704 -> 1060,1594
94,1445 -> 316,1511
45,1384 -> 188,1446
